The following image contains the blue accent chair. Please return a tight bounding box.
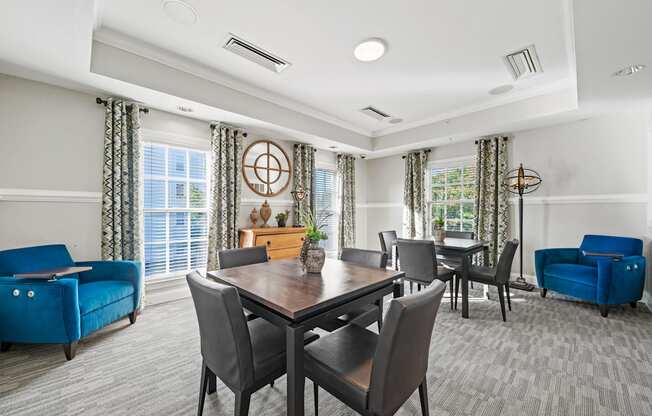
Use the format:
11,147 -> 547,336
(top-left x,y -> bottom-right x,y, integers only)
0,244 -> 142,360
535,235 -> 646,317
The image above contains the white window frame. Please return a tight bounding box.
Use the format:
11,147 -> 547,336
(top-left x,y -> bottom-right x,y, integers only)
426,155 -> 476,237
142,140 -> 211,280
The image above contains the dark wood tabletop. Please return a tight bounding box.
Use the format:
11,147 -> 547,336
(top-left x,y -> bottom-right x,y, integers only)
208,258 -> 404,321
14,266 -> 92,279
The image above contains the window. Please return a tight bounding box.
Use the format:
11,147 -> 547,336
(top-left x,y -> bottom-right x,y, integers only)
429,162 -> 476,234
143,144 -> 209,278
313,168 -> 338,255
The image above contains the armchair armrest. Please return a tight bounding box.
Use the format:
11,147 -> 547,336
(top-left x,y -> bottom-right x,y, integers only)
534,248 -> 579,288
581,251 -> 625,260
75,260 -> 143,310
596,255 -> 646,305
0,277 -> 81,344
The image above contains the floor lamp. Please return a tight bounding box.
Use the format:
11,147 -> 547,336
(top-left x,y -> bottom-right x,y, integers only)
503,163 -> 542,291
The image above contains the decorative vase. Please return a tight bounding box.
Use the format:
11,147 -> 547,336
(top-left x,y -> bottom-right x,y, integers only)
260,200 -> 272,228
249,208 -> 259,227
434,228 -> 446,243
304,242 -> 326,273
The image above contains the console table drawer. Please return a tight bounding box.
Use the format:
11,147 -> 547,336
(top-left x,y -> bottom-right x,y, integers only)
257,233 -> 305,250
239,227 -> 307,260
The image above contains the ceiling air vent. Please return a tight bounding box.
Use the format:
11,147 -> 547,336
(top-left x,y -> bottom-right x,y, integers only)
360,106 -> 391,121
504,44 -> 542,80
223,33 -> 290,73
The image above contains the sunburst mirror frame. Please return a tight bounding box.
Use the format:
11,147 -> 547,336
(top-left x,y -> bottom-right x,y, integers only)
241,140 -> 292,197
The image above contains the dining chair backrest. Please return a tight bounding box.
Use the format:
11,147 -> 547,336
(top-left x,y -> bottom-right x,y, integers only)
186,272 -> 255,391
378,231 -> 398,260
340,248 -> 388,269
368,280 -> 445,416
446,230 -> 474,239
495,239 -> 519,284
217,246 -> 268,270
396,239 -> 436,283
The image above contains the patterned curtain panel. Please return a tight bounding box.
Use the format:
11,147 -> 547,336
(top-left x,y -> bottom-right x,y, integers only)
403,150 -> 429,239
474,136 -> 510,267
292,143 -> 315,224
206,124 -> 244,270
337,154 -> 356,252
101,98 -> 142,262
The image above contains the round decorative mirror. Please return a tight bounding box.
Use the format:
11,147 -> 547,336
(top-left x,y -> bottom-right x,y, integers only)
242,140 -> 292,197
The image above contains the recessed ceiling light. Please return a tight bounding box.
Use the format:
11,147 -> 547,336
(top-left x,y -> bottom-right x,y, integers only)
389,118 -> 403,124
489,84 -> 514,95
354,38 -> 387,62
177,105 -> 193,113
613,64 -> 646,77
162,0 -> 198,25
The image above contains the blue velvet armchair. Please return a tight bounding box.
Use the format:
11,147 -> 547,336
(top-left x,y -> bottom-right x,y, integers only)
0,244 -> 142,360
535,235 -> 646,317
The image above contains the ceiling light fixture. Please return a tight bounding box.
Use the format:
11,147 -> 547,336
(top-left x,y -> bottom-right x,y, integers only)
162,0 -> 198,25
354,38 -> 387,62
177,105 -> 193,113
489,84 -> 514,95
613,64 -> 646,77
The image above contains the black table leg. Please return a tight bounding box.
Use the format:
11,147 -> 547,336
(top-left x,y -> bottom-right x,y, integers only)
393,281 -> 404,298
462,254 -> 470,319
286,325 -> 305,416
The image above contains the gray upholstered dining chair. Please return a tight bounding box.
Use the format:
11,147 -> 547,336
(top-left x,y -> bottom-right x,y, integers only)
454,239 -> 519,321
186,272 -> 318,416
378,230 -> 398,268
397,238 -> 455,309
319,248 -> 388,332
306,280 -> 446,416
217,246 -> 269,321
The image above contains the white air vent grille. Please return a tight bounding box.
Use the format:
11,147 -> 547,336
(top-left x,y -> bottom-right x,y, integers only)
504,44 -> 542,80
223,34 -> 290,73
360,106 -> 391,121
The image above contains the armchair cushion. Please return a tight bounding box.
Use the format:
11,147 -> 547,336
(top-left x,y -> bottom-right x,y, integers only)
544,263 -> 597,287
78,281 -> 135,315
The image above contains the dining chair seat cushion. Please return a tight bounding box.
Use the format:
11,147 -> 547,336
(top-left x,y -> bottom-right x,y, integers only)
435,266 -> 455,282
304,325 -> 377,411
468,265 -> 498,284
249,318 -> 318,381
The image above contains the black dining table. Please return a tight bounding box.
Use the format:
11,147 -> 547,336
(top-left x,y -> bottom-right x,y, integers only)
393,237 -> 487,319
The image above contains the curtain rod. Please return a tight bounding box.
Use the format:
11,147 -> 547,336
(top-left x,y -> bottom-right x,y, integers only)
474,136 -> 509,144
209,123 -> 248,137
401,149 -> 432,159
96,97 -> 149,114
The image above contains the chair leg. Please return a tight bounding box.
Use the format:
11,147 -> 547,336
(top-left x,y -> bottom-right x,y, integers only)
418,284 -> 422,291
505,285 -> 511,311
630,302 -> 637,309
270,380 -> 274,388
470,282 -> 474,289
599,304 -> 609,318
376,298 -> 384,331
313,382 -> 319,416
63,341 -> 77,361
207,368 -> 217,394
540,288 -> 547,298
449,280 -> 453,310
497,285 -> 506,322
0,342 -> 11,352
234,391 -> 251,416
197,363 -> 209,416
418,378 -> 430,416
454,276 -> 459,310
410,281 -> 413,294
129,311 -> 138,324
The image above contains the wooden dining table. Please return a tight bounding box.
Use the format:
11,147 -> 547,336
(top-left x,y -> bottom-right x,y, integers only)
392,237 -> 487,319
207,258 -> 405,416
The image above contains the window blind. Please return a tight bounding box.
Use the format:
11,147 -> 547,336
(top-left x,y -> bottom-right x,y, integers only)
143,143 -> 209,278
313,168 -> 338,253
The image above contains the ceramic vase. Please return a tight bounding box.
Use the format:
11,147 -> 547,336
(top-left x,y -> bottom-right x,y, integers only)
302,240 -> 325,273
249,208 -> 259,227
434,228 -> 446,243
260,200 -> 272,227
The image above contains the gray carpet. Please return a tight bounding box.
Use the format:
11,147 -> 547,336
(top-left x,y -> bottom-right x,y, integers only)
2,286 -> 652,416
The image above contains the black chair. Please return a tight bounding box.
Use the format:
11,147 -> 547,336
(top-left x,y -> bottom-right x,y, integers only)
217,246 -> 269,321
397,239 -> 455,309
454,239 -> 519,321
378,230 -> 398,268
319,248 -> 388,332
186,272 -> 318,416
440,231 -> 476,289
306,281 -> 446,416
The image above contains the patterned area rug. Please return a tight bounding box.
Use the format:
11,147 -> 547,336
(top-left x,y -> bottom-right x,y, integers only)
1,286 -> 652,416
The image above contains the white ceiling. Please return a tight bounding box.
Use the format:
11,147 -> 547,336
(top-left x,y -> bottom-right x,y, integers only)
0,0 -> 651,157
97,0 -> 573,136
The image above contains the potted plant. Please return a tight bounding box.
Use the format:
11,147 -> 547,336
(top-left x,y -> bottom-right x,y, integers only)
433,216 -> 446,242
275,210 -> 289,227
299,208 -> 332,273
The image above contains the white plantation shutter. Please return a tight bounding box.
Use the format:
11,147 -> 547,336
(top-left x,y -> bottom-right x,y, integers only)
313,168 -> 338,254
143,143 -> 210,278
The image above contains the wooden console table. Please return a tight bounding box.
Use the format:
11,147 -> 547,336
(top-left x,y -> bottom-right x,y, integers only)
239,227 -> 307,260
